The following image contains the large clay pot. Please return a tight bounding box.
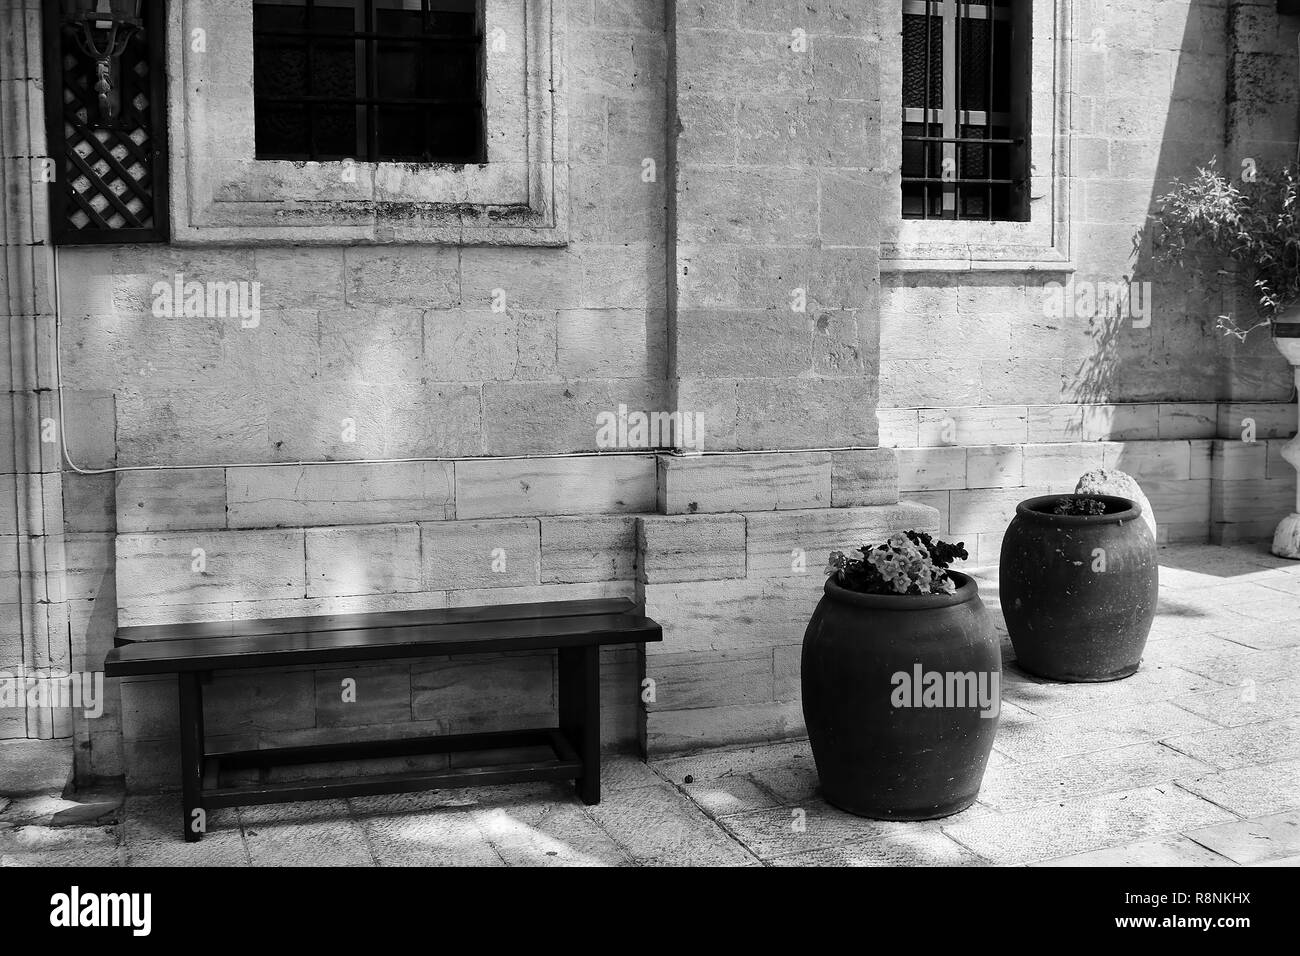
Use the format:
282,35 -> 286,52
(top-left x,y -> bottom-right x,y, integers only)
801,572 -> 1000,820
1000,494 -> 1158,682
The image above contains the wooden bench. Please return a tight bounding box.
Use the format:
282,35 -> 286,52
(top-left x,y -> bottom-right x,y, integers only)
104,597 -> 662,841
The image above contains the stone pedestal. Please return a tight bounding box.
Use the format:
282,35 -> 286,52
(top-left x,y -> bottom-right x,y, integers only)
1271,337 -> 1300,558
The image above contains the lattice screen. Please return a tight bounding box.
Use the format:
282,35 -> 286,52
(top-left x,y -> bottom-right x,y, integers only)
43,0 -> 169,245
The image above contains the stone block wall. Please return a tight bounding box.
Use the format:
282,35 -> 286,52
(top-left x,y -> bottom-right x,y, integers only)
104,456 -> 657,789
878,400 -> 1298,565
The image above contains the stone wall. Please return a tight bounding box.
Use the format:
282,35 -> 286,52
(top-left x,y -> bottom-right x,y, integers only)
5,0 -> 1300,774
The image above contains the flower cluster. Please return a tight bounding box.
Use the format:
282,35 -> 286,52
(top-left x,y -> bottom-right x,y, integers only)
826,531 -> 968,597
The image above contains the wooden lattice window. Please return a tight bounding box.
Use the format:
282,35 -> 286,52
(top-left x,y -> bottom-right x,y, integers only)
251,0 -> 486,164
42,0 -> 169,245
901,0 -> 1031,222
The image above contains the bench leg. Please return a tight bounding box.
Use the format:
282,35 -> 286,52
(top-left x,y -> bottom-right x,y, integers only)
178,672 -> 206,842
559,645 -> 600,805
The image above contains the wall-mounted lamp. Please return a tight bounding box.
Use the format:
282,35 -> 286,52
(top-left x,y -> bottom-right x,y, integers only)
60,0 -> 144,125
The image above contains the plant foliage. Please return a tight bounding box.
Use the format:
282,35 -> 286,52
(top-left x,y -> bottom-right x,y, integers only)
826,531 -> 968,596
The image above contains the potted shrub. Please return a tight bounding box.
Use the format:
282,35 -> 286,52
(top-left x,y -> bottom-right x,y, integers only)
1000,494 -> 1158,682
801,532 -> 999,821
1145,160 -> 1300,556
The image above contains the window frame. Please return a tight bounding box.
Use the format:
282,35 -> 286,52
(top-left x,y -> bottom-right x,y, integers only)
166,0 -> 566,247
882,0 -> 1073,273
900,0 -> 1030,223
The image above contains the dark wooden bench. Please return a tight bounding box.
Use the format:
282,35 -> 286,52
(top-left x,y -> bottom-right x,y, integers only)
104,597 -> 662,841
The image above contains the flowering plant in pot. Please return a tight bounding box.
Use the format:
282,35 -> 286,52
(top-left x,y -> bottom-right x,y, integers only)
1000,494 -> 1158,683
801,532 -> 1000,821
1144,159 -> 1300,556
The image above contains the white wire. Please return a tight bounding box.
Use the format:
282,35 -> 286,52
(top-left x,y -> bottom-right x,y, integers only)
52,248 -> 884,475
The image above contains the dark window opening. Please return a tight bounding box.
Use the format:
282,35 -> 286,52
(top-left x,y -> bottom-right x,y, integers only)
252,0 -> 485,164
901,0 -> 1031,222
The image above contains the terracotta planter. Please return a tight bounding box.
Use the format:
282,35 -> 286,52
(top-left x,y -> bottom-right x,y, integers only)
1270,303 -> 1300,558
801,572 -> 1000,821
1000,494 -> 1158,682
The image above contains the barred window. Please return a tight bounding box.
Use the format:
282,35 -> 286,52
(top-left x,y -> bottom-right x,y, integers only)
252,0 -> 484,164
901,0 -> 1030,221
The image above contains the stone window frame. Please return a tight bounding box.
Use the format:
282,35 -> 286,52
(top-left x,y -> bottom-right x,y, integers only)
166,0 -> 567,246
880,0 -> 1072,273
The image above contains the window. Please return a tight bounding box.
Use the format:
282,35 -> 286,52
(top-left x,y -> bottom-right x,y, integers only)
42,0 -> 170,244
901,0 -> 1030,222
252,0 -> 484,164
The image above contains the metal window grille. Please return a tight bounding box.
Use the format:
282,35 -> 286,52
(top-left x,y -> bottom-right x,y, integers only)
42,0 -> 170,245
901,0 -> 1030,221
252,0 -> 485,164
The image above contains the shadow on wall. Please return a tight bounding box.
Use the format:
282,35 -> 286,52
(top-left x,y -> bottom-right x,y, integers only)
1036,0 -> 1293,408
1117,0 -> 1297,406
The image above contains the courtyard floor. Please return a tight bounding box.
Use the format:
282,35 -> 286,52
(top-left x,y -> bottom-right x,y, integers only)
2,543 -> 1299,867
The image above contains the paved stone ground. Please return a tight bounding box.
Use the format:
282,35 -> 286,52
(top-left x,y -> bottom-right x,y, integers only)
3,543 -> 1299,866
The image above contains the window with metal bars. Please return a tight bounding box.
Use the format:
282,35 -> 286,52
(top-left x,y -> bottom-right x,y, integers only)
251,0 -> 484,164
901,0 -> 1030,222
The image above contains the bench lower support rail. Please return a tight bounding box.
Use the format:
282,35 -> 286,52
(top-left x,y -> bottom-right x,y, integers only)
176,662 -> 603,842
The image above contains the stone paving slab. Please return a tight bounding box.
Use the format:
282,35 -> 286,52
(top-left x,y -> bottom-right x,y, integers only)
584,783 -> 760,866
1176,759 -> 1300,818
1000,663 -> 1228,720
1184,810 -> 1300,866
1032,834 -> 1238,867
1162,716 -> 1300,770
720,801 -> 993,861
475,802 -> 633,866
941,785 -> 1236,866
992,700 -> 1220,764
977,741 -> 1216,812
360,808 -> 502,867
1172,675 -> 1300,727
1177,646 -> 1300,687
1209,619 -> 1300,650
770,829 -> 986,867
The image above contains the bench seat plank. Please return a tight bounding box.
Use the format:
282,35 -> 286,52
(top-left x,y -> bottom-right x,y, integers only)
116,596 -> 638,645
106,611 -> 661,676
